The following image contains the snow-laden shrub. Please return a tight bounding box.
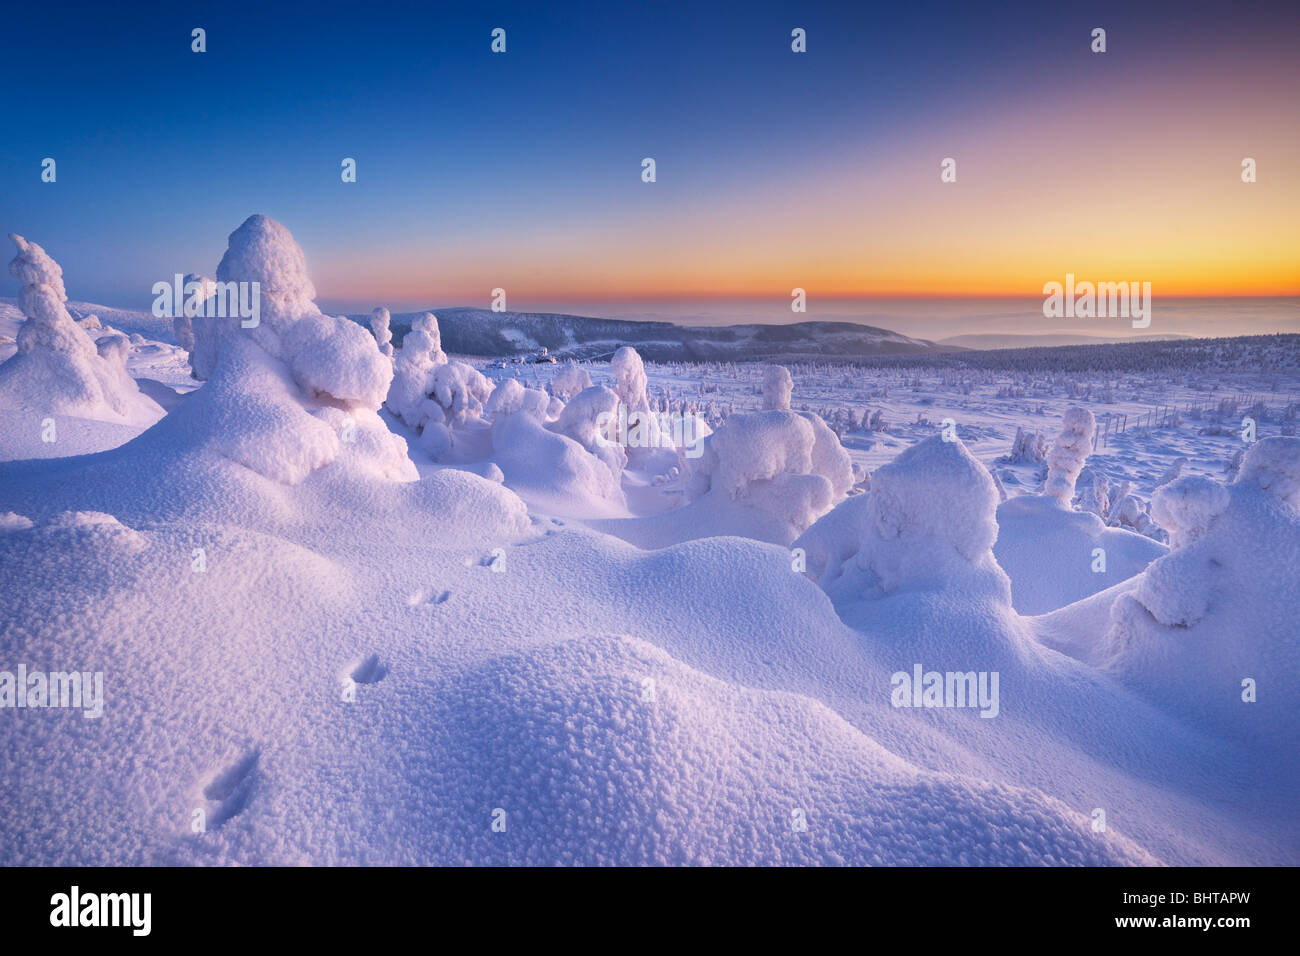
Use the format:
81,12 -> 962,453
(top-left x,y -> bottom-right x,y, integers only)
431,361 -> 491,427
762,364 -> 793,411
387,321 -> 448,430
370,307 -> 393,358
1155,456 -> 1188,488
486,377 -> 549,420
410,360 -> 493,460
1044,406 -> 1095,501
547,384 -> 628,484
386,310 -> 490,460
869,435 -> 999,566
1005,426 -> 1046,464
0,234 -> 162,424
1074,466 -> 1109,518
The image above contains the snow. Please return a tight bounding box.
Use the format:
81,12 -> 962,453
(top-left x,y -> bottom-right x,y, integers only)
1,215 -> 1296,867
0,235 -> 163,425
1044,406 -> 1095,502
370,307 -> 393,358
762,363 -> 794,410
1086,438 -> 1300,749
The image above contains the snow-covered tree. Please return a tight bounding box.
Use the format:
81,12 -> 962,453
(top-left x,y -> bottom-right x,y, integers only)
1044,406 -> 1095,502
762,364 -> 793,411
370,307 -> 393,358
0,234 -> 162,424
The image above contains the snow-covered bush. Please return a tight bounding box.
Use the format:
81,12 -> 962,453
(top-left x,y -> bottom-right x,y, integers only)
1150,475 -> 1229,549
1044,407 -> 1095,501
1074,466 -> 1109,518
611,346 -> 649,412
411,360 -> 493,460
1105,480 -> 1165,541
547,384 -> 626,481
1005,426 -> 1046,464
796,435 -> 1013,615
0,234 -> 162,424
385,310 -> 491,459
387,315 -> 449,430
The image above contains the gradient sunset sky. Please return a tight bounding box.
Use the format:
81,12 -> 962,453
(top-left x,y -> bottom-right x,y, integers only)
1,0 -> 1297,319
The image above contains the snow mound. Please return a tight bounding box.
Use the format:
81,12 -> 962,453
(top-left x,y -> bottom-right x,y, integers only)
397,634 -> 1154,865
994,495 -> 1167,615
0,235 -> 163,425
1098,437 -> 1300,747
1235,435 -> 1300,507
489,380 -> 626,511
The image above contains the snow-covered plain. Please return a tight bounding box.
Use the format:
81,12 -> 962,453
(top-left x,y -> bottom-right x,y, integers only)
1,218 -> 1296,866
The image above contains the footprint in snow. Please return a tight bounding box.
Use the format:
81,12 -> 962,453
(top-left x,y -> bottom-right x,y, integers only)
201,749 -> 259,829
406,588 -> 451,606
350,653 -> 389,684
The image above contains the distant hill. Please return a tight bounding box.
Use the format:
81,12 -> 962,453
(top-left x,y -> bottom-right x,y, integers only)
936,332 -> 1191,350
349,308 -> 946,363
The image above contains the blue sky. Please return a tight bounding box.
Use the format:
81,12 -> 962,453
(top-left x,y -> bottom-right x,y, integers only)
2,0 -> 1296,316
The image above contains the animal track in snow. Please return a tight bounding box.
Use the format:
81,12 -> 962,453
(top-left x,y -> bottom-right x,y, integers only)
201,749 -> 259,829
350,653 -> 388,684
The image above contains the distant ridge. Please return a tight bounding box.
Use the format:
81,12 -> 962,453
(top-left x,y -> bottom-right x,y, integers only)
348,307 -> 946,363
936,332 -> 1192,350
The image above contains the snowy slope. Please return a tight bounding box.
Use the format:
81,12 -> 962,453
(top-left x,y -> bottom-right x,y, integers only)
2,218 -> 1296,867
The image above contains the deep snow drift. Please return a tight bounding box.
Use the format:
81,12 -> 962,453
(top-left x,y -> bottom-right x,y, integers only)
1,217 -> 1296,867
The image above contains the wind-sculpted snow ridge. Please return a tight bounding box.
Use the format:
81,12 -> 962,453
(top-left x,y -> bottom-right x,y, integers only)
0,234 -> 163,425
1096,437 -> 1300,751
